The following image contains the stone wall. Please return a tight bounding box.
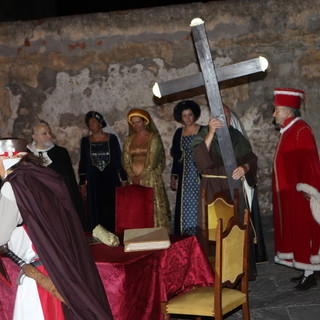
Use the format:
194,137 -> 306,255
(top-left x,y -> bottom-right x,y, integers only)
0,0 -> 319,216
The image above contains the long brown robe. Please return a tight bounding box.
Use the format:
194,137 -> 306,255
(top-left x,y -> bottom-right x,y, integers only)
192,125 -> 257,202
192,126 -> 260,277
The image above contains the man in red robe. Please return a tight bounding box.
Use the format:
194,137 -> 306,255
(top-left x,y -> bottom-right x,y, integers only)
272,88 -> 320,290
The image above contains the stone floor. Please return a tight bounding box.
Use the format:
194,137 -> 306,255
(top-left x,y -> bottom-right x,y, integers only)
172,213 -> 320,320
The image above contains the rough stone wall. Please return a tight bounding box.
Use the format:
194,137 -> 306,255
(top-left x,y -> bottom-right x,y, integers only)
0,0 -> 319,217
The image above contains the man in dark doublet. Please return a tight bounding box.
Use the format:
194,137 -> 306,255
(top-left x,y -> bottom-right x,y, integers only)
28,121 -> 87,230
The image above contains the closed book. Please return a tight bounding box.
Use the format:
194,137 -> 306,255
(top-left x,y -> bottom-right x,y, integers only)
124,227 -> 171,252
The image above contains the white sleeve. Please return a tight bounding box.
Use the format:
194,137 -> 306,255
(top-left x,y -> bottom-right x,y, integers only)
0,182 -> 23,246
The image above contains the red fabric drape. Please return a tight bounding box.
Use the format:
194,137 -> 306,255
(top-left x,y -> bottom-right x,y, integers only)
1,236 -> 214,320
115,185 -> 154,233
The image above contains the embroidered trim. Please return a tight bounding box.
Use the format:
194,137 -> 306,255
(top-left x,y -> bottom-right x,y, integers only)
274,255 -> 293,268
275,253 -> 320,270
280,117 -> 301,134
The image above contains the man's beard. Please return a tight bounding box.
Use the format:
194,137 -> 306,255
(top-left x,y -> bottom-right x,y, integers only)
42,140 -> 55,149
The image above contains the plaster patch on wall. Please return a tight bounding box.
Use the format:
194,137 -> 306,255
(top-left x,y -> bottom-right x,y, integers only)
214,56 -> 233,68
301,65 -> 320,79
152,58 -> 200,84
306,13 -> 320,32
36,60 -> 201,156
11,63 -> 40,88
0,88 -> 21,137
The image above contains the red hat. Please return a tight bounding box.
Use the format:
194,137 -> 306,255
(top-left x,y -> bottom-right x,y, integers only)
273,88 -> 305,109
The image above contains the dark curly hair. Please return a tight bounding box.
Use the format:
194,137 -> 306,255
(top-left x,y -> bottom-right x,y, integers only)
173,100 -> 201,124
85,111 -> 107,128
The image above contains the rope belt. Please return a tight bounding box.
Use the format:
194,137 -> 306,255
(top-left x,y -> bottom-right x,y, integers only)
201,174 -> 227,179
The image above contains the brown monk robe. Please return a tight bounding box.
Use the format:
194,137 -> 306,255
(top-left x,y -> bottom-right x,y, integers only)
192,105 -> 257,205
192,106 -> 258,279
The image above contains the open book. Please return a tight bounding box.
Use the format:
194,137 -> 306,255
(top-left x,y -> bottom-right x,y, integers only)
124,227 -> 171,252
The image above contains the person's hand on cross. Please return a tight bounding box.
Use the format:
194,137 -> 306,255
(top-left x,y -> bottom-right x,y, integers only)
232,164 -> 250,180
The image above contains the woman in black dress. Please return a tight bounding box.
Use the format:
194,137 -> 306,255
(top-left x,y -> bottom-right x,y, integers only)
78,111 -> 126,232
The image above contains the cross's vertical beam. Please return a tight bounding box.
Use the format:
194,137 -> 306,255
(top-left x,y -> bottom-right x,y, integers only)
190,18 -> 241,199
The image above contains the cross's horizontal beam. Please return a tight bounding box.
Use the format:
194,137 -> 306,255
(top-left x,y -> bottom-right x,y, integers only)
152,56 -> 268,98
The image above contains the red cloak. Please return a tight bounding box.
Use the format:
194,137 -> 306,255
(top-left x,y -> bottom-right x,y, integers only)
273,117 -> 320,270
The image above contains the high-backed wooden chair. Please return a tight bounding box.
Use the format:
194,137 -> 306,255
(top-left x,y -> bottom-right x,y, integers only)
115,184 -> 154,234
162,209 -> 250,320
200,188 -> 240,256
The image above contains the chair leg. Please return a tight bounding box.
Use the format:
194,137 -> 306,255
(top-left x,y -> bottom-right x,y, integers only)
162,312 -> 170,320
161,302 -> 170,320
213,310 -> 223,320
242,302 -> 250,320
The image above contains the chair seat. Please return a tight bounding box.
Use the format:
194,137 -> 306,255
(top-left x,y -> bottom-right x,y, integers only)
166,286 -> 247,317
163,211 -> 250,320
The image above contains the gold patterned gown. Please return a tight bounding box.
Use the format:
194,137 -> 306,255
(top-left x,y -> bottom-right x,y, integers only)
122,132 -> 171,228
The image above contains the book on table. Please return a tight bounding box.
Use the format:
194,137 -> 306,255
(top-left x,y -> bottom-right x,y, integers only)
123,227 -> 171,252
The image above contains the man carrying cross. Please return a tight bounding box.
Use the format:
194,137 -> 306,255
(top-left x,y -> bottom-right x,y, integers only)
153,18 -> 268,276
192,104 -> 258,204
153,18 -> 268,203
192,104 -> 260,280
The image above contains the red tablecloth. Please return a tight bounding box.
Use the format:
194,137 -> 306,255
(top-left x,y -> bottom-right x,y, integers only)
0,235 -> 214,320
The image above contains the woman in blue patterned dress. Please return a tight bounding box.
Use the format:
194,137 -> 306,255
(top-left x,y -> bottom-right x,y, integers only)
170,100 -> 202,235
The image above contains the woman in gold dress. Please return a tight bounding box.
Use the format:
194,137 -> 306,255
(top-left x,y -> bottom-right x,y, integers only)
122,109 -> 171,228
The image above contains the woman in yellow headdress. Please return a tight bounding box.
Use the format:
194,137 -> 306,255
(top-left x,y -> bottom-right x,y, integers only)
122,109 -> 170,228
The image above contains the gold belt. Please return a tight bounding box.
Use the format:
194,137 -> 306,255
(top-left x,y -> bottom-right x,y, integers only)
201,174 -> 227,179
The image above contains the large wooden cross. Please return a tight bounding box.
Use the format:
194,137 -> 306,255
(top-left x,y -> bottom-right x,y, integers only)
153,18 -> 268,202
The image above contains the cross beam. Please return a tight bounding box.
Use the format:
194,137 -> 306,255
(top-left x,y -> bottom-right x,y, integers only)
152,56 -> 268,98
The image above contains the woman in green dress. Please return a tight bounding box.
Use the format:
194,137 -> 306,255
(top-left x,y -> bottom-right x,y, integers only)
122,108 -> 170,228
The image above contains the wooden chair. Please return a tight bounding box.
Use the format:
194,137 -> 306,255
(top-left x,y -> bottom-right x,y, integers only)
115,184 -> 154,234
200,188 -> 240,256
162,209 -> 250,320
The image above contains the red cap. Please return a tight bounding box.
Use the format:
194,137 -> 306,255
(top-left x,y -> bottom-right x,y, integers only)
273,88 -> 305,109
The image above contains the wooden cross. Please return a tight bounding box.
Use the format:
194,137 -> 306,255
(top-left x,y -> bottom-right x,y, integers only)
153,18 -> 268,202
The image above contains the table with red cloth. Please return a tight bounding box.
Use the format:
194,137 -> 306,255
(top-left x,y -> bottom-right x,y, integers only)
0,235 -> 214,320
